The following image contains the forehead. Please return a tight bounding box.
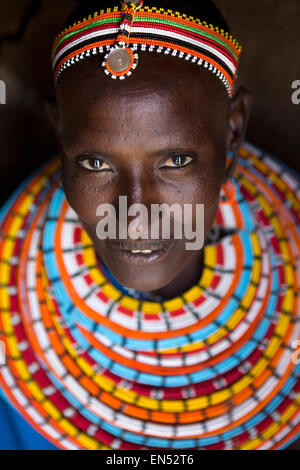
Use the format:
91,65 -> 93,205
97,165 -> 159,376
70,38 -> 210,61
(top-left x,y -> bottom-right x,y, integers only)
56,53 -> 228,147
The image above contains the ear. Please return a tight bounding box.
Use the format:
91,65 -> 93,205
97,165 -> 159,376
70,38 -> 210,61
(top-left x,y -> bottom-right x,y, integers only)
225,86 -> 253,181
44,95 -> 63,147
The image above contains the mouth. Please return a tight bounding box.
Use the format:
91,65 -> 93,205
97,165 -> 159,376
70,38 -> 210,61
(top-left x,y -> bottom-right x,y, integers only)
107,239 -> 176,265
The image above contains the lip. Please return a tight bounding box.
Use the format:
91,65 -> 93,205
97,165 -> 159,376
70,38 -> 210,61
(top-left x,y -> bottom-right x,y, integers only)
107,239 -> 176,265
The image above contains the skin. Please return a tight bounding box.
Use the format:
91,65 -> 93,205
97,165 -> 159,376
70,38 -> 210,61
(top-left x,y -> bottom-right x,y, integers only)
47,52 -> 252,298
46,42 -> 300,453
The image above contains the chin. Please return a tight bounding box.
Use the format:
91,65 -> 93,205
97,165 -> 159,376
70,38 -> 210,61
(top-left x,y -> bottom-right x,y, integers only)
94,238 -> 182,293
105,260 -> 172,292
117,273 -> 167,293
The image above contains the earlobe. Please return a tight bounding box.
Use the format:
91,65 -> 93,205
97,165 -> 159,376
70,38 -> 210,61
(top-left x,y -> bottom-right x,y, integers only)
228,86 -> 253,149
225,86 -> 253,181
44,95 -> 63,146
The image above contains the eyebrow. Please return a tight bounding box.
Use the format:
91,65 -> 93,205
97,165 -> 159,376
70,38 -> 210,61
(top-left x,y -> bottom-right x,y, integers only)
148,147 -> 199,157
67,148 -> 199,163
63,147 -> 107,159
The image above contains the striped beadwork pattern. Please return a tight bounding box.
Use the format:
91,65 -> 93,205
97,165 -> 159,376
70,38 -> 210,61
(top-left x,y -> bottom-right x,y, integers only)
0,142 -> 300,450
51,5 -> 242,96
102,1 -> 143,79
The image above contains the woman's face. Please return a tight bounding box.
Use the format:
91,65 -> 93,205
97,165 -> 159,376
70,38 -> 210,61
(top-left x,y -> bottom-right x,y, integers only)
55,53 -> 231,292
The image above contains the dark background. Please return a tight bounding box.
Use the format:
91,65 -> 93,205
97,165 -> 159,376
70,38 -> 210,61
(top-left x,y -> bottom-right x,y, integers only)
0,0 -> 299,205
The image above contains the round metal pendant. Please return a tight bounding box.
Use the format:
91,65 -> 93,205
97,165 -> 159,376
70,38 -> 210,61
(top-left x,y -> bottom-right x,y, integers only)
103,46 -> 139,80
106,48 -> 133,73
123,0 -> 140,4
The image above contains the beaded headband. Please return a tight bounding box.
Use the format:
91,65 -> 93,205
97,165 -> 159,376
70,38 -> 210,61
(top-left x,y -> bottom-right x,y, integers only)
51,0 -> 242,96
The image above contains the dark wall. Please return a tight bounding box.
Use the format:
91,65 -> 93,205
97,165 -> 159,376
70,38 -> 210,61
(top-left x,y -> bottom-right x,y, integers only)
215,0 -> 300,175
0,0 -> 299,205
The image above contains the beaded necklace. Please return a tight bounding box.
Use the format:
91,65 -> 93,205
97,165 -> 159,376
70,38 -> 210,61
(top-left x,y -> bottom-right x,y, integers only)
0,142 -> 300,450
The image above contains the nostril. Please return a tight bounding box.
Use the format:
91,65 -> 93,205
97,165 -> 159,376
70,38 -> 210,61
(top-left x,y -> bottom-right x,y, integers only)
128,214 -> 149,240
136,219 -> 141,232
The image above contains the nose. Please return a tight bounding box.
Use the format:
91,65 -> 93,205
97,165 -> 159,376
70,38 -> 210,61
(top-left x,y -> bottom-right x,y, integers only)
127,211 -> 148,239
116,168 -> 154,240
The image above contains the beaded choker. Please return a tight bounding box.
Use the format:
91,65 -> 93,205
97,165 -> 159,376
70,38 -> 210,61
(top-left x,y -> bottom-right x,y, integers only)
51,1 -> 242,96
0,143 -> 300,450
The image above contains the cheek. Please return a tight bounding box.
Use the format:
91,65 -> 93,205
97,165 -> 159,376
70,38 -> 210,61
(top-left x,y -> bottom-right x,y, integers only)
61,160 -> 112,226
202,185 -> 223,236
185,177 -> 223,238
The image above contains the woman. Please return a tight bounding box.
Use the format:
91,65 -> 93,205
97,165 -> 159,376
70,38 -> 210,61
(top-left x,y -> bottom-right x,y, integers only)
0,0 -> 300,450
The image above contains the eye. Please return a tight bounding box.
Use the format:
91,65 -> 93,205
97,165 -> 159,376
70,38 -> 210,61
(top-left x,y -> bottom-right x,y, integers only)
78,158 -> 111,172
161,155 -> 193,169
